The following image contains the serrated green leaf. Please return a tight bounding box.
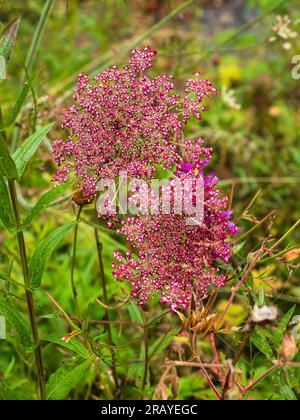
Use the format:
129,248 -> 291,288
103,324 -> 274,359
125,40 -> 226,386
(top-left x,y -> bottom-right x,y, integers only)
46,361 -> 89,400
0,176 -> 15,232
12,123 -> 53,177
0,137 -> 20,179
273,306 -> 296,348
22,181 -> 72,229
0,18 -> 20,61
43,334 -> 90,360
250,331 -> 274,359
128,303 -> 144,324
29,221 -> 77,289
0,299 -> 33,352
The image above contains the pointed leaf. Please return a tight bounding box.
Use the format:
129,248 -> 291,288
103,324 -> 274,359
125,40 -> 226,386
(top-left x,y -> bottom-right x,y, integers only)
273,306 -> 296,347
0,137 -> 20,179
46,361 -> 89,400
1,383 -> 20,400
0,18 -> 20,61
280,385 -> 297,401
12,123 -> 53,177
29,221 -> 77,289
0,299 -> 33,352
22,181 -> 72,229
43,334 -> 90,360
0,176 -> 15,232
128,303 -> 144,324
1,74 -> 37,130
0,55 -> 6,80
250,331 -> 274,359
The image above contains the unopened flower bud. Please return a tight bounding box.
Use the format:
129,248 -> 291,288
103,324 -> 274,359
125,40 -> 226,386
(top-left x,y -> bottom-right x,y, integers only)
279,335 -> 298,361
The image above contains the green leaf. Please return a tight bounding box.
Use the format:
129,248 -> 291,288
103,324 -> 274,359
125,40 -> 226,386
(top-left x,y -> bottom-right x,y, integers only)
43,334 -> 90,360
29,221 -> 77,289
250,331 -> 274,359
273,306 -> 296,348
1,74 -> 37,130
280,384 -> 297,401
0,55 -> 6,80
0,176 -> 15,232
22,181 -> 72,229
149,330 -> 175,358
128,303 -> 144,324
0,18 -> 20,61
0,137 -> 20,179
0,299 -> 33,352
12,123 -> 53,177
0,383 -> 20,400
46,361 -> 89,400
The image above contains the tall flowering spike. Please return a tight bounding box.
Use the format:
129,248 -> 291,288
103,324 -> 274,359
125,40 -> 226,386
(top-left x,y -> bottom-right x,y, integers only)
112,160 -> 240,312
52,47 -> 217,200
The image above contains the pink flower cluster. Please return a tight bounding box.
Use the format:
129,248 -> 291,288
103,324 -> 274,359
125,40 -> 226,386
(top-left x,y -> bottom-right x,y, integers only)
112,162 -> 240,311
52,47 -> 239,310
52,47 -> 217,200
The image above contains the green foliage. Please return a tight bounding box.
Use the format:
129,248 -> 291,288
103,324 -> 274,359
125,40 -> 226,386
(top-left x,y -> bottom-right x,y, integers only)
43,334 -> 90,360
46,360 -> 90,400
12,123 -> 53,177
0,0 -> 300,402
28,221 -> 77,289
0,137 -> 19,179
0,299 -> 33,352
0,176 -> 15,231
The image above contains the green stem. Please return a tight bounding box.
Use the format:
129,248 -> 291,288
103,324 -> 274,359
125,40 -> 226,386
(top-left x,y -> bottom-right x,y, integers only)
142,323 -> 149,391
11,0 -> 56,151
0,106 -> 45,399
70,205 -> 82,317
8,180 -> 46,400
24,0 -> 56,76
94,228 -> 119,392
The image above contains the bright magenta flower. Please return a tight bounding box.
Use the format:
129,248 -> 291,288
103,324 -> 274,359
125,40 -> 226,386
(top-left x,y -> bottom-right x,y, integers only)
112,162 -> 240,311
52,47 -> 217,199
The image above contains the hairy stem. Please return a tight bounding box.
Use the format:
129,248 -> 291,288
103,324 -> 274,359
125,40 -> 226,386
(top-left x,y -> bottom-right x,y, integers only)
94,228 -> 119,391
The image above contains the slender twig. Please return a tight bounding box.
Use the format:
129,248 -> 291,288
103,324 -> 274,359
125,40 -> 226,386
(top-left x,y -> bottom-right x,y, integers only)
235,210 -> 276,242
218,245 -> 265,327
269,218 -> 300,251
70,205 -> 82,317
210,332 -> 225,385
243,365 -> 279,394
94,228 -> 119,391
142,323 -> 149,391
165,360 -> 227,369
197,355 -> 222,400
46,292 -> 79,330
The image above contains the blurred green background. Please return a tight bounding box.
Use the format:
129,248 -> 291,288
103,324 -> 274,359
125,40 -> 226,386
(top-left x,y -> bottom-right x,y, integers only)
0,0 -> 300,400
